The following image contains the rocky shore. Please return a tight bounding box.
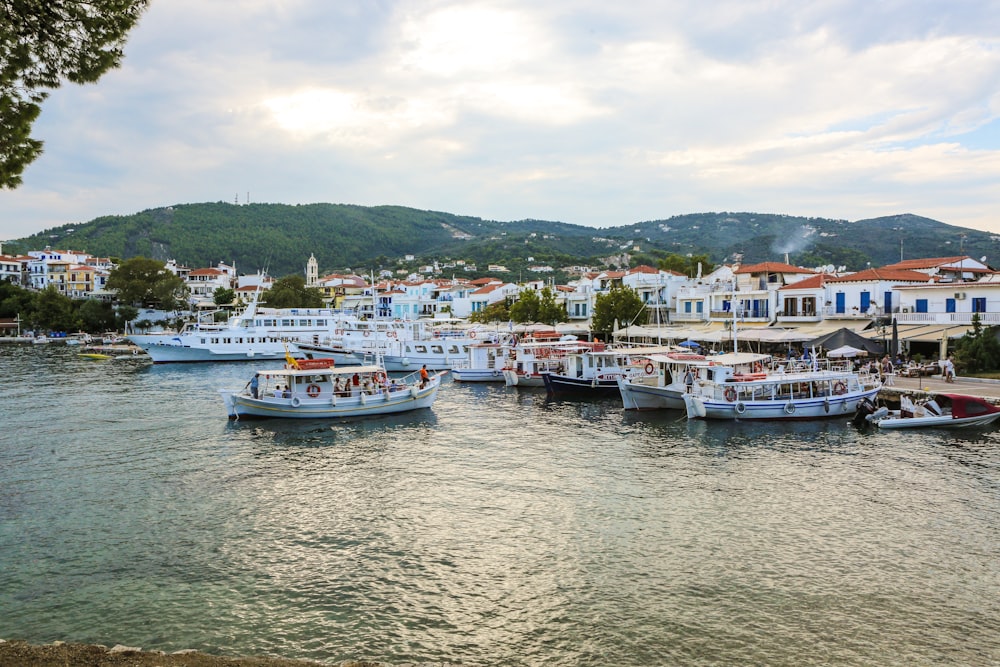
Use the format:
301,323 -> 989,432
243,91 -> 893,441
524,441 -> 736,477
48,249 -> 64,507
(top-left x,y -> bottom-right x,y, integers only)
0,639 -> 382,667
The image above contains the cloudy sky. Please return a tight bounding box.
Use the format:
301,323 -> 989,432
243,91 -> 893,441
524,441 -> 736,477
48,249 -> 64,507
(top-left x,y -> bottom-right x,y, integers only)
4,0 -> 1000,241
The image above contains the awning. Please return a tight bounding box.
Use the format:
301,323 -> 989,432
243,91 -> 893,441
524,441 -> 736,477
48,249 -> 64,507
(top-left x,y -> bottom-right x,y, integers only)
857,324 -> 973,343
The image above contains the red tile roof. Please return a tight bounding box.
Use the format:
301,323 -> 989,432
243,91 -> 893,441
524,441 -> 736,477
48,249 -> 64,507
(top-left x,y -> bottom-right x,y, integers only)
879,256 -> 969,270
735,262 -> 816,274
827,268 -> 935,283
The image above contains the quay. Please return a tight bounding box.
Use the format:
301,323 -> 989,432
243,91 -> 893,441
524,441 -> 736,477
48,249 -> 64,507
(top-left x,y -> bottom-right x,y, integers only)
880,373 -> 1000,405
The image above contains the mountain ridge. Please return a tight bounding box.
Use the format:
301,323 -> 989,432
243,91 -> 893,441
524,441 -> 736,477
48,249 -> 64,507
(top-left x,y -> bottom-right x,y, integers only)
7,203 -> 998,278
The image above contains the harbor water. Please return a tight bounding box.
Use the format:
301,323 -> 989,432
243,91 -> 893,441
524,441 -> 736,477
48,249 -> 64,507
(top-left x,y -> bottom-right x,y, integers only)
1,345 -> 998,666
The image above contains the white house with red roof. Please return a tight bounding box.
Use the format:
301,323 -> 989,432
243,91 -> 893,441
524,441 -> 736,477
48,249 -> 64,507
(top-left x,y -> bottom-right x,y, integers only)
894,281 -> 1000,326
675,262 -> 814,325
879,255 -> 992,282
185,265 -> 234,303
820,268 -> 936,318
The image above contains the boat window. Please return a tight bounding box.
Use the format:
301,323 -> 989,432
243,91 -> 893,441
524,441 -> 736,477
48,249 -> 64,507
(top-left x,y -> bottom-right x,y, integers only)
223,338 -> 231,344
431,345 -> 444,354
448,346 -> 460,354
415,345 -> 427,353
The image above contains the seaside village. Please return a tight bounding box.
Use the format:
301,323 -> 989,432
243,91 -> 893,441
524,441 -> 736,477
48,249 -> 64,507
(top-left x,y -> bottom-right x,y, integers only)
0,246 -> 997,361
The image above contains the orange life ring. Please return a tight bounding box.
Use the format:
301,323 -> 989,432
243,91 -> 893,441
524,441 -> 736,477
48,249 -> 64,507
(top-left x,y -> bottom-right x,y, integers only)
724,387 -> 737,402
306,384 -> 321,398
375,372 -> 387,384
644,362 -> 655,375
387,330 -> 397,339
363,330 -> 371,337
753,362 -> 763,373
833,381 -> 847,395
469,331 -> 477,338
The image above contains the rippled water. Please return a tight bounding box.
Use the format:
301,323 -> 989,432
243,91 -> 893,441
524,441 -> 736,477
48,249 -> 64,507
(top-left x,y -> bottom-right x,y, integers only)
1,345 -> 999,666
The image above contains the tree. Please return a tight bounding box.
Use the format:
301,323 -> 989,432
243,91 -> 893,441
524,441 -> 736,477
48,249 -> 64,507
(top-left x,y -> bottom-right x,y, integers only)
468,299 -> 511,324
952,314 -> 1000,374
213,287 -> 235,306
263,275 -> 324,309
106,257 -> 188,309
538,286 -> 567,323
1,0 -> 150,187
591,284 -> 646,340
509,288 -> 541,323
77,298 -> 117,332
33,284 -> 77,331
658,253 -> 715,277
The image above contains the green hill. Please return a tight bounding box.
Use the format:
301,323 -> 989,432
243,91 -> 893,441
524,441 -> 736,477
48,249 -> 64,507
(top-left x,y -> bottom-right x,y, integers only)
8,203 -> 999,277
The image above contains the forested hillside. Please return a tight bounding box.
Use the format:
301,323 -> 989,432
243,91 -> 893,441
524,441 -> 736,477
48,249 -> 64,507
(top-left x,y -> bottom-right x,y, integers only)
8,202 -> 998,277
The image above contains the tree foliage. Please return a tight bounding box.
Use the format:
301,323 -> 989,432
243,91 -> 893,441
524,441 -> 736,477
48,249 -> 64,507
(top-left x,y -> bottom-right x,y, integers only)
951,314 -> 1000,373
591,285 -> 646,339
657,253 -> 715,277
509,286 -> 566,323
213,287 -> 235,306
468,298 -> 511,324
262,275 -> 324,309
106,256 -> 187,309
1,0 -> 149,187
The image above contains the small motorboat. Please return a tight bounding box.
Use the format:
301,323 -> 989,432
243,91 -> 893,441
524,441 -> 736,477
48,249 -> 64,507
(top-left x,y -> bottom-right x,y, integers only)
854,393 -> 1000,429
79,352 -> 113,360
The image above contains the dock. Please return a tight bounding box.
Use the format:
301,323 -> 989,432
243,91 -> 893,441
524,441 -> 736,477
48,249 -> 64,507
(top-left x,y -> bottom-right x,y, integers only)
880,373 -> 1000,405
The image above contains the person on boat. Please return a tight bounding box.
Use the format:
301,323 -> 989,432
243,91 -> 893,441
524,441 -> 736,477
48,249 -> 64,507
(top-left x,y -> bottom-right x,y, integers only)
683,368 -> 695,393
420,364 -> 429,388
273,385 -> 284,398
283,385 -> 292,398
250,374 -> 259,399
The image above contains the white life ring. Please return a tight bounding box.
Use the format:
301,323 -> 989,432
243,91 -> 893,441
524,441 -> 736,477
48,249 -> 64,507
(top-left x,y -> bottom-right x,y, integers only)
734,401 -> 746,414
644,362 -> 654,375
784,401 -> 796,415
492,370 -> 500,377
290,396 -> 301,407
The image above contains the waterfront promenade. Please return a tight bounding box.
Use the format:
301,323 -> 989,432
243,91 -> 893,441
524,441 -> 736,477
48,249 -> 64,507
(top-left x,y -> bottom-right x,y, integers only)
883,372 -> 1000,403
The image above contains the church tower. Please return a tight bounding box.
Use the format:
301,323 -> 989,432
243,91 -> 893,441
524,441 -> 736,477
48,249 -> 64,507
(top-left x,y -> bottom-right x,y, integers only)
306,253 -> 318,287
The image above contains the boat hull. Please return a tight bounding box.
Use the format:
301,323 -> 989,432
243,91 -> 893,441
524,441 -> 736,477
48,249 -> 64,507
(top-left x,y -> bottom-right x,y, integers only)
617,378 -> 686,410
221,383 -> 440,420
542,372 -> 621,396
129,335 -> 294,363
451,368 -> 506,382
684,388 -> 880,421
876,411 -> 1000,429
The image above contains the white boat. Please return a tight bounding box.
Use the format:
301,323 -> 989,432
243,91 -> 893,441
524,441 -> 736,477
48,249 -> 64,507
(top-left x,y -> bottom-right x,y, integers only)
220,357 -> 444,420
451,340 -> 514,382
682,359 -> 881,420
618,351 -> 764,410
501,337 -> 583,388
128,291 -> 361,363
542,345 -> 676,397
854,393 -> 1000,429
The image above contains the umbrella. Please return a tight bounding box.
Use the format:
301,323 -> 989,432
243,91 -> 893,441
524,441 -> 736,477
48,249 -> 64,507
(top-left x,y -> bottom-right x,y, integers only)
678,339 -> 701,348
826,344 -> 867,358
891,318 -> 898,357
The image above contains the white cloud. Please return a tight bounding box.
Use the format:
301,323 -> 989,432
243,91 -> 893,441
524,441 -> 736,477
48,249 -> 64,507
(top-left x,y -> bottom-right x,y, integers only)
3,0 -> 1000,242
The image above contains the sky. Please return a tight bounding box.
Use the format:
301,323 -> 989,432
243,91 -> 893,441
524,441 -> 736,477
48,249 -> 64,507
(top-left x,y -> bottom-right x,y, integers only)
3,0 -> 1000,242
